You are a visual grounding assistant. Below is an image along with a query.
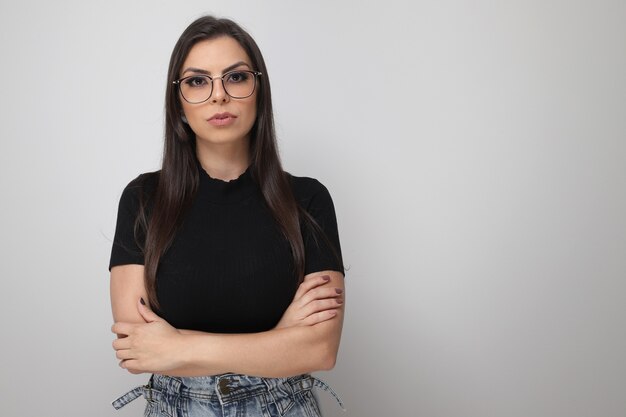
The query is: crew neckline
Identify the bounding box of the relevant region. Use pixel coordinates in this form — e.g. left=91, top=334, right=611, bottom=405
left=196, top=159, right=257, bottom=204
left=199, top=163, right=250, bottom=183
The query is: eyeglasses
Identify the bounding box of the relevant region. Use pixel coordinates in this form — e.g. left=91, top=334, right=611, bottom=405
left=173, top=70, right=262, bottom=103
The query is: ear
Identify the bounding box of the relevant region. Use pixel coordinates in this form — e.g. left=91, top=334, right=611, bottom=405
left=137, top=298, right=161, bottom=323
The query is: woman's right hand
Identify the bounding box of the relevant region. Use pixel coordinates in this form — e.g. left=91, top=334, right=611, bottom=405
left=274, top=274, right=344, bottom=329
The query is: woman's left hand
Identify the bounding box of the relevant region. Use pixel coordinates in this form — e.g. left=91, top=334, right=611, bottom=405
left=111, top=299, right=187, bottom=374
left=274, top=273, right=344, bottom=329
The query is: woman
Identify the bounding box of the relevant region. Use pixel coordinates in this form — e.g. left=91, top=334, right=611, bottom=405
left=109, top=15, right=345, bottom=417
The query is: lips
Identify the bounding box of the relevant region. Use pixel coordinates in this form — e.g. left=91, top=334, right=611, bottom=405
left=207, top=112, right=237, bottom=127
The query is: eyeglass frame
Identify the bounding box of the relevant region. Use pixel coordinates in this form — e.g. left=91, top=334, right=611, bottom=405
left=173, top=70, right=263, bottom=103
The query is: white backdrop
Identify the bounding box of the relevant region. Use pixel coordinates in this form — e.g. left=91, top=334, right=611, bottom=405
left=1, top=1, right=625, bottom=416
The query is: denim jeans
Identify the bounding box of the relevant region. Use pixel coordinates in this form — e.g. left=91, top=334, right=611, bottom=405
left=112, top=373, right=344, bottom=417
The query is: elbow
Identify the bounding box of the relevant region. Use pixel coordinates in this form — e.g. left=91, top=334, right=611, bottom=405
left=320, top=352, right=337, bottom=371
left=299, top=317, right=343, bottom=372
left=316, top=340, right=339, bottom=371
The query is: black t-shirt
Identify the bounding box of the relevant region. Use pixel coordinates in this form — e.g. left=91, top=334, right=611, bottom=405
left=109, top=162, right=343, bottom=333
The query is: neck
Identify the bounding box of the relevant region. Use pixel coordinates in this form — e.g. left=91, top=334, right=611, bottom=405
left=195, top=138, right=250, bottom=181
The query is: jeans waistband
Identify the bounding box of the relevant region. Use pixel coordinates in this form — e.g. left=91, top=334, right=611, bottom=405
left=111, top=373, right=345, bottom=411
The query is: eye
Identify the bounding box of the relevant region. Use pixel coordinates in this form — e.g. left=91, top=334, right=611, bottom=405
left=225, top=71, right=250, bottom=83
left=183, top=76, right=209, bottom=88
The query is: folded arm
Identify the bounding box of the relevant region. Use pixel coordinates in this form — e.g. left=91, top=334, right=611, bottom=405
left=110, top=265, right=345, bottom=378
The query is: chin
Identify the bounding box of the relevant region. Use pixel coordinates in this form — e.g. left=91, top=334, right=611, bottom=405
left=197, top=132, right=249, bottom=147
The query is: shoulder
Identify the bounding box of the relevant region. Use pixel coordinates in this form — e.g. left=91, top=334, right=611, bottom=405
left=118, top=171, right=160, bottom=207
left=121, top=171, right=160, bottom=196
left=287, top=172, right=328, bottom=199
left=286, top=172, right=335, bottom=211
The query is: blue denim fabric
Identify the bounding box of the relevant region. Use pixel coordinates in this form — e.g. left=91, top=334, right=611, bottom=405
left=112, top=373, right=344, bottom=417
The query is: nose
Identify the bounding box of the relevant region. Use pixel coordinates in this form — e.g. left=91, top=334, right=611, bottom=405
left=211, top=78, right=229, bottom=103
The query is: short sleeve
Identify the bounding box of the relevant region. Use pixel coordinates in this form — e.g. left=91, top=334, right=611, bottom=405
left=108, top=177, right=150, bottom=270
left=301, top=182, right=344, bottom=276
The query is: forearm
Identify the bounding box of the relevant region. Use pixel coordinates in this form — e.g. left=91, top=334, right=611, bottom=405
left=163, top=319, right=342, bottom=378
left=112, top=270, right=345, bottom=378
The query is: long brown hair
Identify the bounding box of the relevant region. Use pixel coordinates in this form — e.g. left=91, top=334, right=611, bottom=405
left=136, top=16, right=312, bottom=309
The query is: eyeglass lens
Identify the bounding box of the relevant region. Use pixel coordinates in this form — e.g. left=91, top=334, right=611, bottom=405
left=179, top=71, right=256, bottom=103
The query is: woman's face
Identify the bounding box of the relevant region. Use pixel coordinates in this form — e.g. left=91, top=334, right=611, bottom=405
left=179, top=36, right=257, bottom=150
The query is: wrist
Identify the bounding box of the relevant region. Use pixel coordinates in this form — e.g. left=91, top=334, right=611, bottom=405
left=175, top=331, right=195, bottom=369
left=177, top=332, right=218, bottom=372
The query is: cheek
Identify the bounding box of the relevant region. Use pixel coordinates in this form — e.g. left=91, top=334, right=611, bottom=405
left=181, top=102, right=205, bottom=128
left=180, top=107, right=207, bottom=138
left=180, top=101, right=194, bottom=120
left=243, top=99, right=258, bottom=127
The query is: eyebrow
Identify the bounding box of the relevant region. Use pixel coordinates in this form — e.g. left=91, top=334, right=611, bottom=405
left=182, top=61, right=251, bottom=76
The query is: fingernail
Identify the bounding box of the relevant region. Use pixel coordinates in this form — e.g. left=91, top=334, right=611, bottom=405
left=336, top=298, right=344, bottom=304
left=140, top=298, right=146, bottom=305
left=335, top=288, right=343, bottom=294
left=322, top=275, right=330, bottom=281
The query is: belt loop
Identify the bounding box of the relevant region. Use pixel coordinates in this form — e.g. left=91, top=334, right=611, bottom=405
left=261, top=377, right=295, bottom=415
left=144, top=374, right=154, bottom=401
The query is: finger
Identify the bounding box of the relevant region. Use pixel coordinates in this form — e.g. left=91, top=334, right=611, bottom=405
left=115, top=349, right=134, bottom=360
left=294, top=275, right=327, bottom=300
left=112, top=337, right=132, bottom=351
left=137, top=298, right=161, bottom=323
left=305, top=272, right=332, bottom=283
left=119, top=359, right=141, bottom=372
left=300, top=298, right=344, bottom=318
left=294, top=275, right=331, bottom=300
left=111, top=322, right=136, bottom=336
left=302, top=309, right=338, bottom=326
left=299, top=286, right=343, bottom=307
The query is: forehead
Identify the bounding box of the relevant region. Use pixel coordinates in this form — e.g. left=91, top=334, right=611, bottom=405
left=182, top=36, right=252, bottom=74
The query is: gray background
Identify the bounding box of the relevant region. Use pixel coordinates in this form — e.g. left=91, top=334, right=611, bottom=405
left=1, top=1, right=625, bottom=416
